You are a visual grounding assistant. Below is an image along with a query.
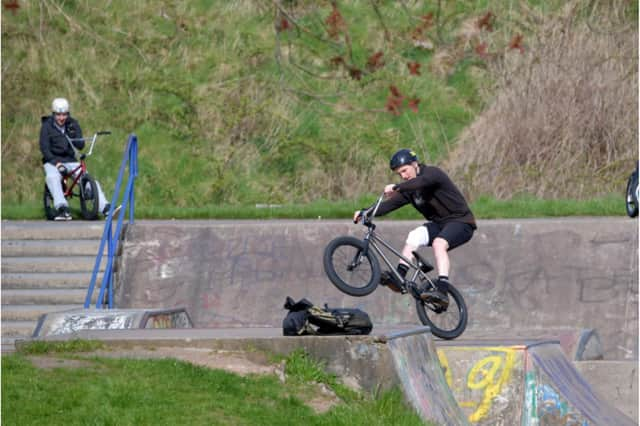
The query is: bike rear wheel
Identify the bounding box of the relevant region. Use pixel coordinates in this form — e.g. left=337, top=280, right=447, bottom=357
left=625, top=171, right=638, bottom=218
left=415, top=282, right=467, bottom=339
left=80, top=174, right=99, bottom=220
left=323, top=236, right=381, bottom=297
left=43, top=183, right=57, bottom=220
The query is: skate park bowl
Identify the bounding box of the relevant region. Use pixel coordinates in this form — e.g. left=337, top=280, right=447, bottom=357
left=24, top=218, right=638, bottom=424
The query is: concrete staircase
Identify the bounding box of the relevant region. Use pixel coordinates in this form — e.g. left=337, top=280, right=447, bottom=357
left=1, top=221, right=111, bottom=352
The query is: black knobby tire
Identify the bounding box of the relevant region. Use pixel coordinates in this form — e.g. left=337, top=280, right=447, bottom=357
left=625, top=171, right=638, bottom=218
left=415, top=283, right=467, bottom=340
left=323, top=236, right=381, bottom=297
left=43, top=183, right=57, bottom=220
left=80, top=174, right=99, bottom=220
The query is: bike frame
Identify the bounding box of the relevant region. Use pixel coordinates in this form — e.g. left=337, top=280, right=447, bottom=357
left=62, top=162, right=87, bottom=198
left=359, top=193, right=436, bottom=290
left=61, top=131, right=109, bottom=198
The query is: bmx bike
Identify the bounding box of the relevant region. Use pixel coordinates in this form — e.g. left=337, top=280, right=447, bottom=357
left=323, top=193, right=468, bottom=339
left=625, top=161, right=638, bottom=218
left=43, top=131, right=111, bottom=220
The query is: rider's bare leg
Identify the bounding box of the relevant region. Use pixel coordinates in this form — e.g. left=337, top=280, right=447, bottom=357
left=400, top=244, right=417, bottom=267
left=432, top=237, right=450, bottom=278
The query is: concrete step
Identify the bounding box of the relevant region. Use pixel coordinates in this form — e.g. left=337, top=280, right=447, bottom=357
left=2, top=239, right=109, bottom=257
left=2, top=337, right=18, bottom=353
left=1, top=320, right=38, bottom=338
left=1, top=221, right=110, bottom=240
left=1, top=256, right=107, bottom=273
left=1, top=289, right=95, bottom=305
left=1, top=272, right=104, bottom=289
left=1, top=304, right=83, bottom=321
left=575, top=361, right=638, bottom=421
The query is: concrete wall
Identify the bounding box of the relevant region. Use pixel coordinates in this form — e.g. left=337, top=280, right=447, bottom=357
left=116, top=218, right=638, bottom=360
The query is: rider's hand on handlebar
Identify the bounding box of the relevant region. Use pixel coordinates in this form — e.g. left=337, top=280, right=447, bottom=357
left=353, top=210, right=363, bottom=224
left=384, top=184, right=397, bottom=198
left=56, top=163, right=67, bottom=175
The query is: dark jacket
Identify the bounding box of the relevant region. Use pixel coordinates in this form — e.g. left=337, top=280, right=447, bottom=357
left=374, top=164, right=477, bottom=229
left=39, top=115, right=84, bottom=164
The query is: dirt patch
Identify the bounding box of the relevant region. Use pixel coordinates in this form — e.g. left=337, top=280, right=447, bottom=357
left=27, top=356, right=96, bottom=370
left=305, top=382, right=342, bottom=414
left=88, top=346, right=284, bottom=376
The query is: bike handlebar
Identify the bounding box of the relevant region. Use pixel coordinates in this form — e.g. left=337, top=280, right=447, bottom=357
left=355, top=192, right=386, bottom=225
left=67, top=131, right=111, bottom=157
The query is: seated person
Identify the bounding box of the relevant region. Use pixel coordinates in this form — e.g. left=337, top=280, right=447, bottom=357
left=39, top=97, right=113, bottom=220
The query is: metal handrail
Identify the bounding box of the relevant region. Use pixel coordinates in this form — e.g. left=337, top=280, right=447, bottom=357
left=84, top=134, right=138, bottom=309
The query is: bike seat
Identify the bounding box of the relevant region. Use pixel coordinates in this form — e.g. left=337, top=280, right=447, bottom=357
left=412, top=251, right=434, bottom=273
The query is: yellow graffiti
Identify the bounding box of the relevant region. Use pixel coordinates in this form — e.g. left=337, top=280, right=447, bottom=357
left=147, top=314, right=173, bottom=329
left=437, top=350, right=453, bottom=387
left=437, top=347, right=520, bottom=424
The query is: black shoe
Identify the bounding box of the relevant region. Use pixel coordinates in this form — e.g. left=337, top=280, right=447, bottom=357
left=420, top=288, right=448, bottom=306
left=54, top=206, right=72, bottom=221
left=103, top=204, right=121, bottom=219
left=379, top=270, right=404, bottom=293
left=420, top=281, right=449, bottom=308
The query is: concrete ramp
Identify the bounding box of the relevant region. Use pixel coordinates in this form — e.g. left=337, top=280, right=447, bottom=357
left=526, top=342, right=636, bottom=426
left=386, top=328, right=470, bottom=426
left=436, top=340, right=637, bottom=425
left=32, top=307, right=193, bottom=337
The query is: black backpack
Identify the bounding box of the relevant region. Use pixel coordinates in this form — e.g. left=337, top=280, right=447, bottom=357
left=282, top=297, right=372, bottom=336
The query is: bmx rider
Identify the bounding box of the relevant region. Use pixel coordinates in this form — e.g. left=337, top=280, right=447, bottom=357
left=354, top=149, right=476, bottom=306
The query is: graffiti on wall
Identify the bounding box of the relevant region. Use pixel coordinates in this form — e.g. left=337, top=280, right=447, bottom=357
left=437, top=346, right=521, bottom=423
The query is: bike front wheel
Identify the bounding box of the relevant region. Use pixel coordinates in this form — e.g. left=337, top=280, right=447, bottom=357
left=625, top=171, right=638, bottom=218
left=43, top=183, right=57, bottom=220
left=80, top=174, right=99, bottom=220
left=323, top=236, right=381, bottom=297
left=415, top=283, right=467, bottom=340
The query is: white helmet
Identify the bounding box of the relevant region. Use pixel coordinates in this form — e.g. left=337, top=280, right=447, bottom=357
left=51, top=98, right=70, bottom=114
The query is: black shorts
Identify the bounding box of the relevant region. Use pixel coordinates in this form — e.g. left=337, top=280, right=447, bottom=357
left=425, top=221, right=474, bottom=250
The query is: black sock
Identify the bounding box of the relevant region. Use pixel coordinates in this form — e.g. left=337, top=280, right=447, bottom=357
left=438, top=275, right=449, bottom=282
left=397, top=263, right=409, bottom=278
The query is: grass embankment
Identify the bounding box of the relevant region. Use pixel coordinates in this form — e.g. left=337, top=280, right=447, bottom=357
left=0, top=193, right=625, bottom=220
left=2, top=341, right=428, bottom=426
left=4, top=1, right=633, bottom=219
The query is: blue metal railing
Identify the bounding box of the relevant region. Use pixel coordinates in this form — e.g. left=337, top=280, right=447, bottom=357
left=84, top=134, right=138, bottom=309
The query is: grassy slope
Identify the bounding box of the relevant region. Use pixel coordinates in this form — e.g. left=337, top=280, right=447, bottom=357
left=3, top=344, right=429, bottom=426
left=0, top=0, right=631, bottom=218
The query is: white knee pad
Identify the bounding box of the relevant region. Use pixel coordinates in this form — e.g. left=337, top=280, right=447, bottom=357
left=406, top=226, right=430, bottom=248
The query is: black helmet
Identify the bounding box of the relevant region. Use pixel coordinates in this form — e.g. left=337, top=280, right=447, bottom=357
left=389, top=149, right=418, bottom=170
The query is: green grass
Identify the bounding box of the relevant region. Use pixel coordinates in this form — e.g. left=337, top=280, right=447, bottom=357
left=2, top=347, right=429, bottom=426
left=18, top=339, right=106, bottom=355
left=3, top=0, right=603, bottom=213
left=2, top=1, right=633, bottom=218
left=1, top=193, right=626, bottom=220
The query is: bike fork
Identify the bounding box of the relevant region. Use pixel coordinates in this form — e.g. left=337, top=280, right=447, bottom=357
left=347, top=240, right=370, bottom=271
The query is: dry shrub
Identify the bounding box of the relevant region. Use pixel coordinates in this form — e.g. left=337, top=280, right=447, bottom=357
left=445, top=1, right=638, bottom=200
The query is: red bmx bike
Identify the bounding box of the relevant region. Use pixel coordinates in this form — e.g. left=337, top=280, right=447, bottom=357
left=44, top=131, right=111, bottom=220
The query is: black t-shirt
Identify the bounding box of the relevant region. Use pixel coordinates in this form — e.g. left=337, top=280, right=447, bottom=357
left=374, top=164, right=476, bottom=228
